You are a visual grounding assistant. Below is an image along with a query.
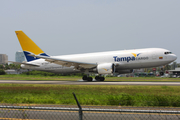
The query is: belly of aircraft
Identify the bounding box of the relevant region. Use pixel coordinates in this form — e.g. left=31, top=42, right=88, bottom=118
left=117, top=60, right=171, bottom=69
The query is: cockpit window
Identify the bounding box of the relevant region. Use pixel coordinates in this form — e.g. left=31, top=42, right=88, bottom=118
left=164, top=52, right=172, bottom=55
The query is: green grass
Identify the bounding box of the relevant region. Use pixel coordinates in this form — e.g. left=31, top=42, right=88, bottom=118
left=0, top=84, right=180, bottom=107
left=0, top=74, right=82, bottom=80
left=0, top=74, right=180, bottom=107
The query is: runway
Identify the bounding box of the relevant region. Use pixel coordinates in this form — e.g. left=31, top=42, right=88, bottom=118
left=0, top=80, right=180, bottom=85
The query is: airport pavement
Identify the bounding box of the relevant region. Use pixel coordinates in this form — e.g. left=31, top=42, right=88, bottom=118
left=0, top=80, right=180, bottom=85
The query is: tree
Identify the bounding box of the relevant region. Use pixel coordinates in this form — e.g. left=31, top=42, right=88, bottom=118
left=0, top=65, right=4, bottom=70
left=164, top=64, right=171, bottom=70
left=0, top=69, right=6, bottom=75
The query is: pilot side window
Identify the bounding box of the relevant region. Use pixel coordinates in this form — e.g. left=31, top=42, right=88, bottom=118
left=164, top=52, right=172, bottom=55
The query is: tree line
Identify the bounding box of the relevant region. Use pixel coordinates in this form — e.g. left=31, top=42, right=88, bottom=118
left=0, top=63, right=21, bottom=75
left=0, top=63, right=21, bottom=70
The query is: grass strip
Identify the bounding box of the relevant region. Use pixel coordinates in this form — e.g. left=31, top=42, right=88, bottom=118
left=0, top=84, right=180, bottom=107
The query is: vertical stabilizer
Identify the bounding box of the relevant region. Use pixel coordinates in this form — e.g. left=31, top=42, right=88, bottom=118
left=15, top=30, right=49, bottom=62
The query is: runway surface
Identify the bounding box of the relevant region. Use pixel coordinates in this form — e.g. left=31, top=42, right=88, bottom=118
left=0, top=80, right=180, bottom=85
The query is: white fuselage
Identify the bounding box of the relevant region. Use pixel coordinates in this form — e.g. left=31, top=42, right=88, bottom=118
left=21, top=48, right=177, bottom=74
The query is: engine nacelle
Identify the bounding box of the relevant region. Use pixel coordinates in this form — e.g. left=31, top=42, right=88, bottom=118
left=97, top=63, right=114, bottom=74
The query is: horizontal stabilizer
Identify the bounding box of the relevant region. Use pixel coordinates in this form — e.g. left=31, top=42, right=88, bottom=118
left=8, top=61, right=40, bottom=67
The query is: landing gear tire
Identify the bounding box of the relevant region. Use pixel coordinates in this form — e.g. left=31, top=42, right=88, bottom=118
left=100, top=77, right=105, bottom=81
left=87, top=77, right=93, bottom=81
left=95, top=76, right=105, bottom=81
left=82, top=75, right=88, bottom=80
left=95, top=76, right=100, bottom=80
left=82, top=76, right=93, bottom=81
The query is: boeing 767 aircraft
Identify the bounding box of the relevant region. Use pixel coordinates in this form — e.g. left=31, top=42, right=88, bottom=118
left=13, top=30, right=177, bottom=81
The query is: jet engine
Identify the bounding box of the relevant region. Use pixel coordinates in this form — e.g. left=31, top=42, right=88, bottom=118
left=97, top=63, right=115, bottom=74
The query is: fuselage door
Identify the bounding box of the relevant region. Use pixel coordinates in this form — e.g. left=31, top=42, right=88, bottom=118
left=152, top=54, right=157, bottom=59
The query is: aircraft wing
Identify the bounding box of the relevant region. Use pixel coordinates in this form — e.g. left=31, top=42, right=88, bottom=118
left=8, top=61, right=40, bottom=67
left=29, top=55, right=96, bottom=69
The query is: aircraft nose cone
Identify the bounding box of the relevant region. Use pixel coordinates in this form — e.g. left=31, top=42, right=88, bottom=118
left=172, top=54, right=177, bottom=61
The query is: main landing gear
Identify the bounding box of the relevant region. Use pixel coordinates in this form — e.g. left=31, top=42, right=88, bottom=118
left=82, top=75, right=93, bottom=81
left=82, top=75, right=105, bottom=81
left=95, top=76, right=105, bottom=81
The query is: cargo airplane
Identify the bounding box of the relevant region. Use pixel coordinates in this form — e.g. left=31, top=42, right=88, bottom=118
left=13, top=30, right=177, bottom=81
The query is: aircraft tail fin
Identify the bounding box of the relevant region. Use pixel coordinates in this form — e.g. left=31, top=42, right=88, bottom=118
left=15, top=30, right=49, bottom=62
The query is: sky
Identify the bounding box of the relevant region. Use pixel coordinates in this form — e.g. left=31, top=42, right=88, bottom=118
left=0, top=0, right=180, bottom=63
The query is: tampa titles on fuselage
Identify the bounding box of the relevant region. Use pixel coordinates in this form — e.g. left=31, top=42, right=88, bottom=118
left=113, top=53, right=149, bottom=62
